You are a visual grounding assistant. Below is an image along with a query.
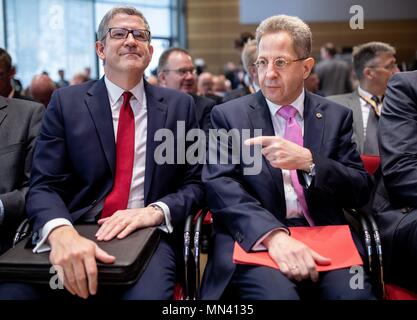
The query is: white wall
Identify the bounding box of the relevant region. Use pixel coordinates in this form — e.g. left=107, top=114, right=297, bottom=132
left=240, top=0, right=417, bottom=24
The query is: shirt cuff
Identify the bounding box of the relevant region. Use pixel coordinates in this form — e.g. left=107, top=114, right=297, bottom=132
left=151, top=201, right=173, bottom=234
left=0, top=199, right=4, bottom=226
left=33, top=218, right=73, bottom=253
left=252, top=227, right=290, bottom=251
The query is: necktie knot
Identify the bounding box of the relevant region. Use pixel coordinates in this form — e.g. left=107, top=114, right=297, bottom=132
left=371, top=95, right=380, bottom=106
left=122, top=91, right=133, bottom=107
left=277, top=105, right=298, bottom=121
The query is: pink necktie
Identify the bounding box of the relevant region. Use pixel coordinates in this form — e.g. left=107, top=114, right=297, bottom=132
left=277, top=105, right=314, bottom=226
left=101, top=91, right=135, bottom=219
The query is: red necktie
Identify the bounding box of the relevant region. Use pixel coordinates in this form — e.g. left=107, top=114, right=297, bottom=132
left=101, top=91, right=135, bottom=219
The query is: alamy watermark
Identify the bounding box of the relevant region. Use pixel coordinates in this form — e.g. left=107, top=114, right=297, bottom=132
left=349, top=265, right=365, bottom=290
left=49, top=265, right=64, bottom=290
left=153, top=121, right=263, bottom=175
left=350, top=5, right=364, bottom=30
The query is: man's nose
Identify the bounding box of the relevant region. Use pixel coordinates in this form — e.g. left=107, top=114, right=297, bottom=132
left=184, top=71, right=194, bottom=80
left=124, top=33, right=137, bottom=46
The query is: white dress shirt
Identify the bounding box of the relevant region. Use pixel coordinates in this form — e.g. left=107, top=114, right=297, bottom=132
left=357, top=86, right=382, bottom=138
left=34, top=77, right=172, bottom=253
left=253, top=90, right=312, bottom=250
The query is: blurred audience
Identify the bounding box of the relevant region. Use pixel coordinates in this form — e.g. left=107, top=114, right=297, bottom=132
left=198, top=72, right=222, bottom=104
left=224, top=39, right=259, bottom=102
left=315, top=42, right=352, bottom=96
left=234, top=31, right=255, bottom=52
left=29, top=74, right=56, bottom=107
left=304, top=69, right=324, bottom=96
left=70, top=72, right=89, bottom=85
left=408, top=50, right=417, bottom=71
left=223, top=61, right=241, bottom=90
left=212, top=75, right=229, bottom=98
left=56, top=69, right=69, bottom=88
left=84, top=67, right=93, bottom=81
left=328, top=42, right=399, bottom=155
left=146, top=75, right=158, bottom=86
left=157, top=47, right=215, bottom=135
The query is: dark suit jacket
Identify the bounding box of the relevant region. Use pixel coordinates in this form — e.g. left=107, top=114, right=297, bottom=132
left=372, top=71, right=417, bottom=281
left=328, top=91, right=365, bottom=153
left=201, top=90, right=371, bottom=299
left=378, top=71, right=417, bottom=209
left=12, top=91, right=35, bottom=102
left=27, top=78, right=205, bottom=236
left=222, top=85, right=251, bottom=103
left=0, top=96, right=44, bottom=253
left=190, top=94, right=215, bottom=135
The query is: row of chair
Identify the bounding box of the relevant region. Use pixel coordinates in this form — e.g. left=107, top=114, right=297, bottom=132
left=178, top=155, right=417, bottom=300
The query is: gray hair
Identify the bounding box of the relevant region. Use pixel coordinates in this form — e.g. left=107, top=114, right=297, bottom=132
left=241, top=39, right=257, bottom=73
left=352, top=42, right=396, bottom=80
left=97, top=6, right=151, bottom=42
left=256, top=15, right=312, bottom=58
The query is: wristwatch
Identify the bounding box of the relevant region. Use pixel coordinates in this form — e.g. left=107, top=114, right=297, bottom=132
left=307, top=162, right=316, bottom=176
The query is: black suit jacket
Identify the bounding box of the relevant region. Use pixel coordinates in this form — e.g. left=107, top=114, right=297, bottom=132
left=222, top=85, right=251, bottom=103
left=27, top=78, right=205, bottom=235
left=373, top=71, right=417, bottom=280
left=190, top=94, right=215, bottom=135
left=201, top=90, right=371, bottom=299
left=0, top=96, right=44, bottom=253
left=378, top=71, right=417, bottom=209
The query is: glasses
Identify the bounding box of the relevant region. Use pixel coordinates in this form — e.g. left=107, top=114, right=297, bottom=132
left=254, top=57, right=307, bottom=71
left=367, top=62, right=398, bottom=71
left=163, top=68, right=196, bottom=77
left=104, top=28, right=151, bottom=42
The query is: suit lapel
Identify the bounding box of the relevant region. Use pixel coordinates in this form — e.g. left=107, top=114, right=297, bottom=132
left=248, top=92, right=286, bottom=213
left=350, top=91, right=364, bottom=151
left=84, top=78, right=116, bottom=177
left=303, top=92, right=325, bottom=155
left=144, top=81, right=168, bottom=203
left=0, top=97, right=7, bottom=127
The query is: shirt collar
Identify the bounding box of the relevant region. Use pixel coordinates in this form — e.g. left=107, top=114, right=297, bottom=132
left=358, top=86, right=382, bottom=103
left=104, top=76, right=146, bottom=109
left=265, top=89, right=305, bottom=120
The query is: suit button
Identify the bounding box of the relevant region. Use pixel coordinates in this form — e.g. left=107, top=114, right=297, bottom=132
left=401, top=207, right=411, bottom=214
left=235, top=232, right=244, bottom=243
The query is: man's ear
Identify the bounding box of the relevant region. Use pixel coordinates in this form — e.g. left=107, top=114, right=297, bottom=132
left=157, top=72, right=166, bottom=86
left=303, top=57, right=315, bottom=80
left=248, top=65, right=258, bottom=81
left=95, top=41, right=105, bottom=61
left=363, top=67, right=373, bottom=80
left=148, top=43, right=154, bottom=60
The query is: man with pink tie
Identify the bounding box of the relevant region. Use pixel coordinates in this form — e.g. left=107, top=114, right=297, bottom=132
left=201, top=14, right=375, bottom=300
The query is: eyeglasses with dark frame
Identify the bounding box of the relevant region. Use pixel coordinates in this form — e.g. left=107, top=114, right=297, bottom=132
left=163, top=68, right=197, bottom=77
left=254, top=57, right=307, bottom=71
left=103, top=28, right=151, bottom=42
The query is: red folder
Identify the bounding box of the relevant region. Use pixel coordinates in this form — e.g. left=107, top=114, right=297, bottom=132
left=233, top=225, right=362, bottom=271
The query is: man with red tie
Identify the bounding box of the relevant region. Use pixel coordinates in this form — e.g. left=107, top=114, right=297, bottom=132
left=0, top=6, right=204, bottom=300
left=201, top=15, right=375, bottom=299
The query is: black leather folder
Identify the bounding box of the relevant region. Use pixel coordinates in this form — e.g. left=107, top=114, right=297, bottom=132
left=0, top=225, right=160, bottom=286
